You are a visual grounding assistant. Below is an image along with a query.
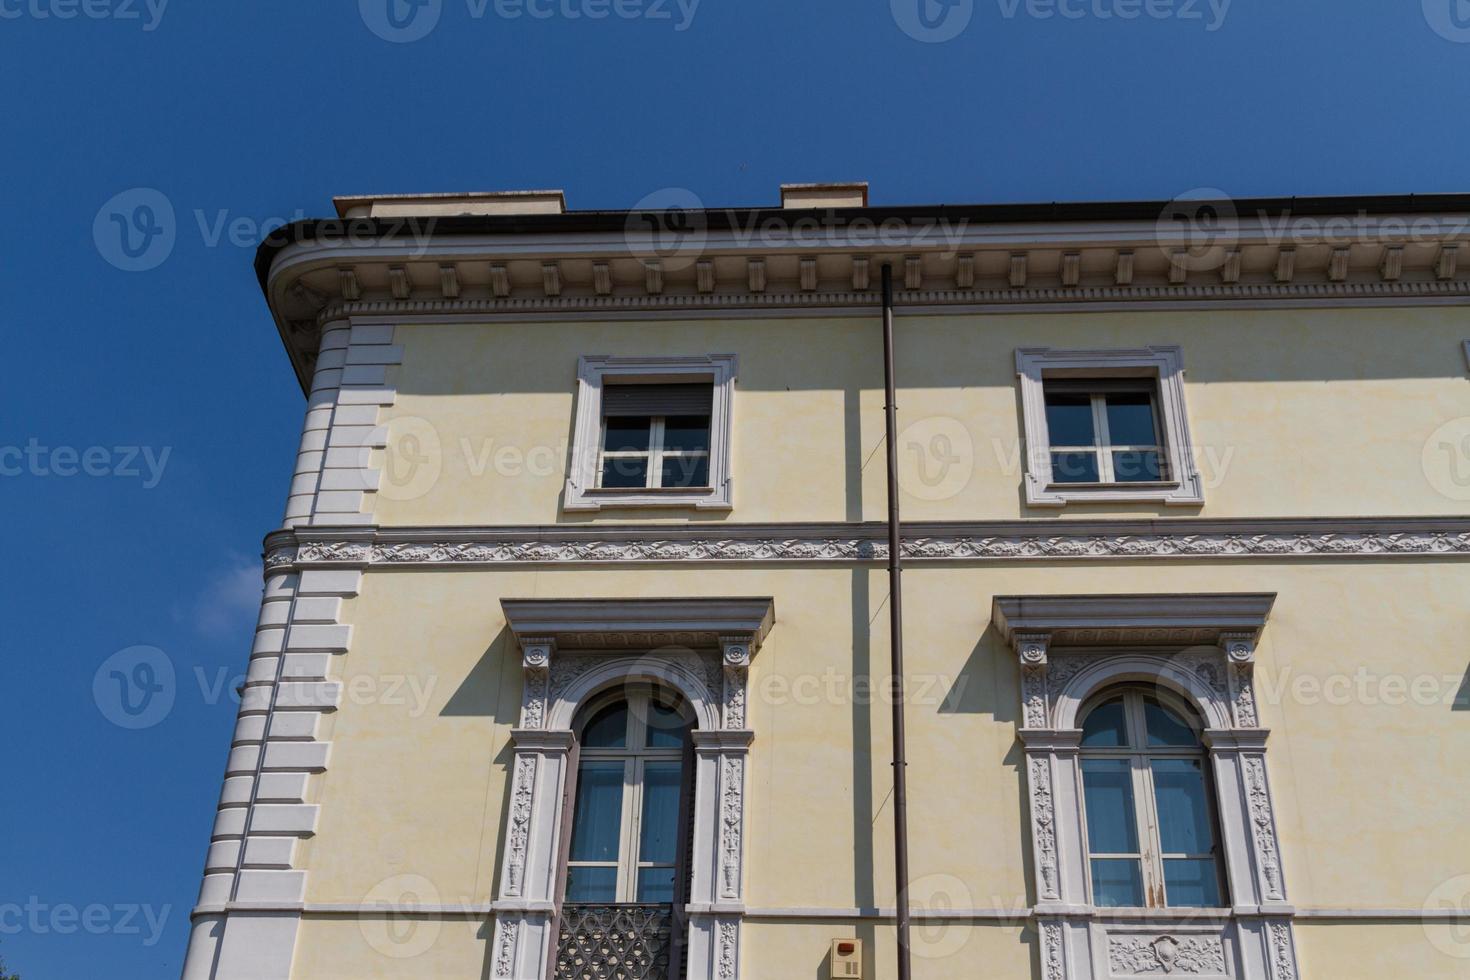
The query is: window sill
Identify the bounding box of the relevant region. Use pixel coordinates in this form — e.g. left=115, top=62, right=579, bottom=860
left=564, top=486, right=733, bottom=512
left=1025, top=475, right=1202, bottom=508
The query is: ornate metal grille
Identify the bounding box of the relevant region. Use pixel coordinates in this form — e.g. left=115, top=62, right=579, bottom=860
left=554, top=903, right=675, bottom=980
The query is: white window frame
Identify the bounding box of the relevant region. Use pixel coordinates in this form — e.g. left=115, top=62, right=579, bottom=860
left=1015, top=346, right=1204, bottom=507
left=567, top=690, right=690, bottom=904
left=565, top=354, right=737, bottom=511
left=1077, top=687, right=1228, bottom=911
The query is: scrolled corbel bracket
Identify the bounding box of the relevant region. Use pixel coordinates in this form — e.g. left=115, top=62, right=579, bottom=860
left=719, top=635, right=754, bottom=730
left=518, top=637, right=557, bottom=729
left=1014, top=632, right=1052, bottom=729
left=1219, top=630, right=1260, bottom=728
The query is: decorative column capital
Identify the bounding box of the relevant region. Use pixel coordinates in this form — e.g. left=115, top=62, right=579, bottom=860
left=1218, top=631, right=1261, bottom=728
left=518, top=638, right=556, bottom=730
left=1219, top=631, right=1257, bottom=666
left=719, top=635, right=753, bottom=668
left=520, top=637, right=556, bottom=672
left=1014, top=633, right=1052, bottom=730
left=1014, top=632, right=1051, bottom=668
left=719, top=635, right=753, bottom=731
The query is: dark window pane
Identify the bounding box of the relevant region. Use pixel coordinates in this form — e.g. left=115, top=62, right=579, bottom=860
left=1163, top=858, right=1222, bottom=908
left=581, top=703, right=628, bottom=748
left=1105, top=392, right=1159, bottom=446
left=1081, top=697, right=1129, bottom=748
left=1091, top=858, right=1145, bottom=908
left=638, top=763, right=683, bottom=865
left=1044, top=391, right=1096, bottom=446
left=603, top=417, right=652, bottom=453
left=636, top=867, right=677, bottom=904
left=660, top=455, right=709, bottom=489
left=644, top=701, right=690, bottom=748
left=1151, top=759, right=1215, bottom=855
left=1082, top=758, right=1139, bottom=854
left=569, top=764, right=624, bottom=861
left=1051, top=451, right=1100, bottom=484
left=601, top=456, right=649, bottom=489
left=1144, top=698, right=1199, bottom=747
left=662, top=415, right=711, bottom=453
left=1111, top=451, right=1164, bottom=482
left=565, top=866, right=618, bottom=903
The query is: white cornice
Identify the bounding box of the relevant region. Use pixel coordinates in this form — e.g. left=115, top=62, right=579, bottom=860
left=263, top=214, right=1470, bottom=392
left=261, top=517, right=1470, bottom=569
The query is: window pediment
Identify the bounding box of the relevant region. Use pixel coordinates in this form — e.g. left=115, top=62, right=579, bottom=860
left=501, top=597, right=774, bottom=654
left=992, top=593, right=1275, bottom=650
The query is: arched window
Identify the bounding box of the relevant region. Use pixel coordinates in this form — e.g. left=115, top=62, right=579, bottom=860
left=1078, top=686, right=1227, bottom=909
left=564, top=687, right=694, bottom=905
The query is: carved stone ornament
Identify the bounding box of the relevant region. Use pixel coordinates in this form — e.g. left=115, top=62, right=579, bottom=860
left=504, top=755, right=537, bottom=898
left=1029, top=756, right=1060, bottom=901
left=1108, top=934, right=1228, bottom=976
left=266, top=517, right=1470, bottom=571
left=519, top=638, right=555, bottom=730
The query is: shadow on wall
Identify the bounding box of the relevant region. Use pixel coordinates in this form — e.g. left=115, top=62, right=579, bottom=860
left=437, top=622, right=522, bottom=978
left=849, top=568, right=879, bottom=977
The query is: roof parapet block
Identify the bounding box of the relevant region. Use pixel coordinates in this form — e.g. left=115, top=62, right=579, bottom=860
left=780, top=182, right=869, bottom=210
left=333, top=189, right=567, bottom=219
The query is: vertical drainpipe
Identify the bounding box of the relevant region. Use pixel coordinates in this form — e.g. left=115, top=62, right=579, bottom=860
left=881, top=264, right=914, bottom=980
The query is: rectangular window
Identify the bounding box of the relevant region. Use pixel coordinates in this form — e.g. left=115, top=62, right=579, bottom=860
left=598, top=384, right=713, bottom=491
left=1044, top=381, right=1168, bottom=486
left=1014, top=347, right=1204, bottom=506
left=566, top=355, right=737, bottom=510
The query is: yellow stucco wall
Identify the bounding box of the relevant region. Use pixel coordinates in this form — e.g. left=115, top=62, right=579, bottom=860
left=289, top=560, right=1470, bottom=977
left=369, top=308, right=1470, bottom=526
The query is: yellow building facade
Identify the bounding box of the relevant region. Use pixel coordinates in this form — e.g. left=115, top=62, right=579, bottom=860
left=181, top=185, right=1470, bottom=979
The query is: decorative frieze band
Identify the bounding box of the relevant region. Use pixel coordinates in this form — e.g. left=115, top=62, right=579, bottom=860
left=263, top=517, right=1470, bottom=570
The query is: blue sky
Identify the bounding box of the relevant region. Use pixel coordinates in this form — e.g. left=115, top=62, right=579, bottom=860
left=2, top=1, right=1468, bottom=976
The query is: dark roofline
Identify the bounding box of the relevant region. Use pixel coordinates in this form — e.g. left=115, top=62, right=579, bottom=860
left=253, top=192, right=1470, bottom=292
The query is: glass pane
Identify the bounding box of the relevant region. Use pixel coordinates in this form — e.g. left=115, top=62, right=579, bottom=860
left=1104, top=391, right=1159, bottom=446
left=638, top=763, right=683, bottom=865
left=569, top=764, right=624, bottom=862
left=565, top=866, right=618, bottom=903
left=659, top=455, right=709, bottom=489
left=601, top=455, right=649, bottom=489
left=1151, top=759, right=1215, bottom=854
left=636, top=867, right=677, bottom=904
left=1163, top=858, right=1222, bottom=908
left=1091, top=858, right=1145, bottom=908
left=603, top=417, right=652, bottom=453
left=1044, top=391, right=1096, bottom=446
left=1111, top=450, right=1164, bottom=482
left=1144, top=698, right=1199, bottom=747
left=1082, top=759, right=1139, bottom=854
left=1081, top=697, right=1130, bottom=748
left=1050, top=451, right=1100, bottom=484
left=644, top=700, right=690, bottom=748
left=581, top=703, right=628, bottom=748
left=662, top=415, right=711, bottom=452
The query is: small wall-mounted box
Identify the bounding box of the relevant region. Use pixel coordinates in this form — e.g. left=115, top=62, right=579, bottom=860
left=830, top=938, right=862, bottom=978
